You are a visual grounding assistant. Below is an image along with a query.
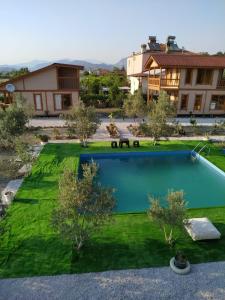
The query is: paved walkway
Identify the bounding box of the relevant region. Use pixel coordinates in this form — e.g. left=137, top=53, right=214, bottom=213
left=28, top=117, right=225, bottom=128
left=0, top=261, right=225, bottom=300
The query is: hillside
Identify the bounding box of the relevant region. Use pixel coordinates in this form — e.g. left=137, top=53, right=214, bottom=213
left=0, top=58, right=127, bottom=73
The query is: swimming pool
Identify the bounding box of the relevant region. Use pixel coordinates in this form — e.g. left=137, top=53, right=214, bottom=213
left=80, top=151, right=225, bottom=213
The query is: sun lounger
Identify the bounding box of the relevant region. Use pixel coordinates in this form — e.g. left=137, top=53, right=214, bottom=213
left=183, top=217, right=221, bottom=241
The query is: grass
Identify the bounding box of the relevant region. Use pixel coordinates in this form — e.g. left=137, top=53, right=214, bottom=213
left=0, top=140, right=225, bottom=278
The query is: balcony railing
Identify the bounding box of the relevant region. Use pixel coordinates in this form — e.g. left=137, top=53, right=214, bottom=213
left=149, top=77, right=160, bottom=86
left=148, top=77, right=180, bottom=88
left=217, top=79, right=225, bottom=89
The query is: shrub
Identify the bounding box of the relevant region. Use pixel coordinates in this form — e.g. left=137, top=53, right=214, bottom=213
left=0, top=104, right=28, bottom=149
left=37, top=134, right=49, bottom=142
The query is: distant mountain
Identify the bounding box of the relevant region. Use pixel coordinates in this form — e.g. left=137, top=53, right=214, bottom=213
left=0, top=58, right=127, bottom=73
left=114, top=57, right=127, bottom=69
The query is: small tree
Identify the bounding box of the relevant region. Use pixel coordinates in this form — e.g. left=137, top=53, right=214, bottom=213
left=148, top=91, right=175, bottom=144
left=148, top=190, right=187, bottom=247
left=0, top=103, right=28, bottom=149
left=64, top=103, right=101, bottom=147
left=108, top=83, right=122, bottom=107
left=15, top=93, right=34, bottom=120
left=52, top=162, right=115, bottom=252
left=190, top=118, right=198, bottom=135
left=123, top=89, right=147, bottom=120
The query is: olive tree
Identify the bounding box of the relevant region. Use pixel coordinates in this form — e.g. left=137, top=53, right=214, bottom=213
left=52, top=161, right=115, bottom=252
left=148, top=190, right=187, bottom=247
left=123, top=89, right=147, bottom=120
left=0, top=104, right=28, bottom=149
left=64, top=103, right=101, bottom=147
left=148, top=91, right=175, bottom=144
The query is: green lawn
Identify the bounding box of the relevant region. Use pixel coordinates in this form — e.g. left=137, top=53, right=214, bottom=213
left=0, top=141, right=225, bottom=278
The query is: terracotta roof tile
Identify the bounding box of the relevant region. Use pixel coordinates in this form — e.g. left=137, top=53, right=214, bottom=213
left=145, top=54, right=225, bottom=69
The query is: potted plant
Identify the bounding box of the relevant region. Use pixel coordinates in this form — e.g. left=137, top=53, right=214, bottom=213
left=148, top=190, right=191, bottom=274
left=170, top=251, right=191, bottom=274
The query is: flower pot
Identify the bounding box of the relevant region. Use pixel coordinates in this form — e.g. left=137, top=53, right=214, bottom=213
left=170, top=257, right=191, bottom=275
left=174, top=255, right=187, bottom=269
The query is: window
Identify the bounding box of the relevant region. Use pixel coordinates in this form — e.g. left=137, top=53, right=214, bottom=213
left=34, top=94, right=43, bottom=111
left=210, top=95, right=225, bottom=110
left=185, top=69, right=193, bottom=84
left=54, top=94, right=72, bottom=111
left=180, top=94, right=188, bottom=110
left=196, top=69, right=213, bottom=85
left=194, top=95, right=202, bottom=111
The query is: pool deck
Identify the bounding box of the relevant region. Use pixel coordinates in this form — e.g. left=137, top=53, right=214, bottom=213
left=0, top=261, right=225, bottom=300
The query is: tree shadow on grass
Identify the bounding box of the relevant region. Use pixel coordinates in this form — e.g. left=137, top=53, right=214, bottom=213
left=70, top=238, right=170, bottom=274
left=13, top=198, right=39, bottom=204
left=0, top=235, right=71, bottom=278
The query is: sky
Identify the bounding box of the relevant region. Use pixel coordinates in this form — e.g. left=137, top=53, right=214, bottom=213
left=0, top=0, right=225, bottom=65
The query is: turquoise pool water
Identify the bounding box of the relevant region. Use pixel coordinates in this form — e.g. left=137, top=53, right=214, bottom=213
left=80, top=151, right=225, bottom=212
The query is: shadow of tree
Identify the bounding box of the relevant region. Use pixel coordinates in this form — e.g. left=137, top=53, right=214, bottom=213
left=70, top=238, right=171, bottom=274
left=0, top=235, right=71, bottom=278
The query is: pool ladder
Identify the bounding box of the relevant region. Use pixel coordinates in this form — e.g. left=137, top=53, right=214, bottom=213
left=191, top=142, right=210, bottom=161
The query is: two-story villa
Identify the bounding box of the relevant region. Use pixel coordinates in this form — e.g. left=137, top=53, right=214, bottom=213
left=144, top=54, right=225, bottom=116
left=0, top=63, right=84, bottom=116
left=127, top=36, right=193, bottom=95
left=127, top=36, right=165, bottom=95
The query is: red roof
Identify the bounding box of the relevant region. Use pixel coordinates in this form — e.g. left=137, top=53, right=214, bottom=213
left=130, top=72, right=148, bottom=77
left=145, top=54, right=225, bottom=70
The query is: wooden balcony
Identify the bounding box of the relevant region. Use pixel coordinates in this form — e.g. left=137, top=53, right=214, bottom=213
left=148, top=77, right=180, bottom=90
left=58, top=78, right=79, bottom=90
left=57, top=67, right=79, bottom=90
left=217, top=79, right=225, bottom=89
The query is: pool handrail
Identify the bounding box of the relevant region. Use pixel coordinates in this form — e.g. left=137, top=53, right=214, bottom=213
left=191, top=142, right=204, bottom=154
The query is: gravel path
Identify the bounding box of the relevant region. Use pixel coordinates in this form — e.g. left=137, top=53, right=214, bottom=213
left=0, top=262, right=225, bottom=300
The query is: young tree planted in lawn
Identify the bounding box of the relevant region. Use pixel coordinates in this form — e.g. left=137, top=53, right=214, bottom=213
left=52, top=161, right=115, bottom=252
left=148, top=190, right=187, bottom=247
left=148, top=91, right=175, bottom=144
left=64, top=103, right=101, bottom=147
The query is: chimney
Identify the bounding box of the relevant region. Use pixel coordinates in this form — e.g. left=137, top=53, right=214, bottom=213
left=141, top=44, right=147, bottom=53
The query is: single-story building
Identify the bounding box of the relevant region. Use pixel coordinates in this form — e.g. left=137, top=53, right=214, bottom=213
left=0, top=63, right=84, bottom=116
